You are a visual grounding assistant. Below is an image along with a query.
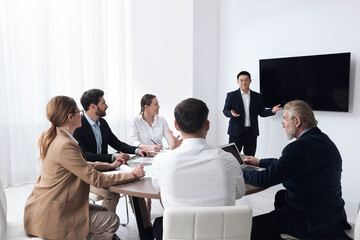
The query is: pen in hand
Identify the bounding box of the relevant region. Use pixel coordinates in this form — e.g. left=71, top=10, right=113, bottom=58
left=151, top=139, right=163, bottom=151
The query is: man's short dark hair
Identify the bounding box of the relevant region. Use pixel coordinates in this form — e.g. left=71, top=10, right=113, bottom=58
left=80, top=89, right=104, bottom=111
left=174, top=98, right=209, bottom=134
left=237, top=71, right=251, bottom=80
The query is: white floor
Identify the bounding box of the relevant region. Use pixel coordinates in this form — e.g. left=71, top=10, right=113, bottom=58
left=4, top=184, right=358, bottom=240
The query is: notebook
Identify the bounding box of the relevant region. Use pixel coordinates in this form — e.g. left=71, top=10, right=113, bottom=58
left=219, top=143, right=264, bottom=171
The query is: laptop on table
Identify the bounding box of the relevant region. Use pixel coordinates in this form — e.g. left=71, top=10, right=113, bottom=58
left=219, top=143, right=264, bottom=171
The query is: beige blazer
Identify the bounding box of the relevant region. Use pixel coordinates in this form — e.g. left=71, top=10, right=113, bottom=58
left=24, top=128, right=135, bottom=240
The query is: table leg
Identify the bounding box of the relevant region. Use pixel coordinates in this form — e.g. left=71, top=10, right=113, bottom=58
left=131, top=196, right=154, bottom=240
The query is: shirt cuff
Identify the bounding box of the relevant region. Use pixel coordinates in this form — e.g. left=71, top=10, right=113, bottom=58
left=135, top=148, right=139, bottom=155
left=111, top=154, right=115, bottom=162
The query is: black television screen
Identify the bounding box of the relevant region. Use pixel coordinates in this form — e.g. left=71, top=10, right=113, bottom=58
left=259, top=52, right=350, bottom=112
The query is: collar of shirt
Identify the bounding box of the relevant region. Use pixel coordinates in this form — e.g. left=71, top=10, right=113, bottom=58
left=60, top=127, right=78, bottom=144
left=84, top=112, right=100, bottom=127
left=240, top=88, right=251, bottom=96
left=140, top=114, right=159, bottom=127
left=298, top=128, right=311, bottom=139
left=180, top=138, right=207, bottom=147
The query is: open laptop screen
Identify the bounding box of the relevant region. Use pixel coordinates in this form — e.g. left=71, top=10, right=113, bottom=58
left=220, top=143, right=244, bottom=165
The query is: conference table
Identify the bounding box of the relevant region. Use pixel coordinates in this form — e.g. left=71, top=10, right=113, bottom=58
left=106, top=160, right=263, bottom=240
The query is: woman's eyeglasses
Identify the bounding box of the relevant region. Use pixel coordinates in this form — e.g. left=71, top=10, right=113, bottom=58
left=73, top=110, right=84, bottom=116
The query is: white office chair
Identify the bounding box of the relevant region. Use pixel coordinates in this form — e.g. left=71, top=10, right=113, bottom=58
left=0, top=178, right=43, bottom=240
left=0, top=178, right=7, bottom=240
left=281, top=204, right=360, bottom=240
left=89, top=192, right=130, bottom=226
left=163, top=205, right=252, bottom=240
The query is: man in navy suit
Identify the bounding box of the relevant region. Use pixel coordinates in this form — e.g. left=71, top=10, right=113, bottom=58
left=243, top=100, right=351, bottom=240
left=223, top=71, right=281, bottom=156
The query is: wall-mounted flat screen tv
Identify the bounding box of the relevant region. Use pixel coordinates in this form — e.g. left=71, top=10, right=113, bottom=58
left=259, top=52, right=350, bottom=112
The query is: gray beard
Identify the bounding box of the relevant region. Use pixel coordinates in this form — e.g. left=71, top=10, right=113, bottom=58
left=285, top=125, right=296, bottom=140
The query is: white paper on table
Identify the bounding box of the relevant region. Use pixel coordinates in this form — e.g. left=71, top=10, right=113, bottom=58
left=143, top=165, right=152, bottom=178
left=102, top=164, right=152, bottom=179
left=131, top=157, right=153, bottom=164
left=102, top=165, right=132, bottom=175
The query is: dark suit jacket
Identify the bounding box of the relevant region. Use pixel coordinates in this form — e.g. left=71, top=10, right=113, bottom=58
left=223, top=89, right=274, bottom=136
left=73, top=116, right=137, bottom=163
left=243, top=127, right=350, bottom=238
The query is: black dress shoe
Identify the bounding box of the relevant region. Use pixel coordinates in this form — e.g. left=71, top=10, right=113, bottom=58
left=112, top=233, right=121, bottom=240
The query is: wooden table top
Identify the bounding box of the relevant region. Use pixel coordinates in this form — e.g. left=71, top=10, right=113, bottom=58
left=107, top=160, right=264, bottom=199
left=107, top=177, right=263, bottom=199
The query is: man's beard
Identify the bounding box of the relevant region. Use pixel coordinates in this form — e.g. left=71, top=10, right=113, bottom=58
left=96, top=108, right=106, bottom=117
left=285, top=124, right=296, bottom=140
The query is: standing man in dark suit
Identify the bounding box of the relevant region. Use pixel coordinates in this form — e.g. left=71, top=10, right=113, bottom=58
left=73, top=89, right=152, bottom=234
left=223, top=71, right=282, bottom=156
left=243, top=100, right=351, bottom=240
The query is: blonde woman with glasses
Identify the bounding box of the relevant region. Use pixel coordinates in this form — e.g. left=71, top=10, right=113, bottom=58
left=24, top=96, right=144, bottom=240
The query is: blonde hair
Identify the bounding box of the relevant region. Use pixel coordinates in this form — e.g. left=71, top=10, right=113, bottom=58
left=38, top=96, right=77, bottom=160
left=284, top=100, right=318, bottom=129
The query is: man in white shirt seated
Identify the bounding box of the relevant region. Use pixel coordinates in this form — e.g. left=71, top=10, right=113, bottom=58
left=152, top=98, right=246, bottom=240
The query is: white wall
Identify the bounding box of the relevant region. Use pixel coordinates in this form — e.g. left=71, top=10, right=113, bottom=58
left=217, top=0, right=360, bottom=204
left=128, top=0, right=220, bottom=146
left=193, top=0, right=219, bottom=146
left=127, top=0, right=194, bottom=143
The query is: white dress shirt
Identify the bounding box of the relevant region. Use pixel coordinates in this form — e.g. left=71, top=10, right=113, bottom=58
left=129, top=115, right=170, bottom=147
left=241, top=89, right=251, bottom=127
left=152, top=138, right=246, bottom=209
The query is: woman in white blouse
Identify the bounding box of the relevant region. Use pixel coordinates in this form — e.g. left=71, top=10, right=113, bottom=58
left=130, top=94, right=170, bottom=152
left=130, top=94, right=171, bottom=218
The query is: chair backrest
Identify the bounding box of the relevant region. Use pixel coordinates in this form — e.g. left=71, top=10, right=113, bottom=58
left=0, top=177, right=8, bottom=240
left=163, top=205, right=252, bottom=240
